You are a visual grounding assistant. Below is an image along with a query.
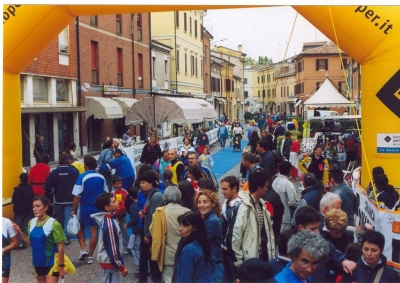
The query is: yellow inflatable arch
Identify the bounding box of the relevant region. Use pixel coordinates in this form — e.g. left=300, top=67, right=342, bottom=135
left=3, top=5, right=400, bottom=219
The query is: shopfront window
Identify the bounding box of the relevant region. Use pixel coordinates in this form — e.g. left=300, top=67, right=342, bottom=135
left=34, top=113, right=54, bottom=161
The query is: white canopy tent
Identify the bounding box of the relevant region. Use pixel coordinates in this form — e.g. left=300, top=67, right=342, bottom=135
left=125, top=96, right=217, bottom=128
left=304, top=77, right=355, bottom=108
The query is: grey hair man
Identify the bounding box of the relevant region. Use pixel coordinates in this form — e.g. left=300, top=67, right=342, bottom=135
left=274, top=230, right=329, bottom=282
left=150, top=186, right=190, bottom=283
left=319, top=192, right=342, bottom=232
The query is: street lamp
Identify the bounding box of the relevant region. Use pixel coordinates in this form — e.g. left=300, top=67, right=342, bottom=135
left=211, top=38, right=227, bottom=46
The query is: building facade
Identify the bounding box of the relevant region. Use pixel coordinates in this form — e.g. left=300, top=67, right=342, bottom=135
left=151, top=10, right=206, bottom=97
left=255, top=64, right=275, bottom=114
left=21, top=23, right=83, bottom=167
left=211, top=45, right=246, bottom=121
left=274, top=59, right=296, bottom=116
left=294, top=41, right=350, bottom=117
left=78, top=13, right=151, bottom=151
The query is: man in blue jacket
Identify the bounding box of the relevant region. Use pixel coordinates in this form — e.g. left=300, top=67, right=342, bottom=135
left=98, top=148, right=136, bottom=191
left=44, top=153, right=79, bottom=245
left=217, top=123, right=229, bottom=149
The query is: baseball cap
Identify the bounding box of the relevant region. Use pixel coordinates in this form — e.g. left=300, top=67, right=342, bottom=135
left=303, top=173, right=316, bottom=181
left=113, top=148, right=123, bottom=155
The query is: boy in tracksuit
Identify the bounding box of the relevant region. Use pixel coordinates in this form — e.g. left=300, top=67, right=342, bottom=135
left=111, top=175, right=129, bottom=253
left=91, top=193, right=128, bottom=283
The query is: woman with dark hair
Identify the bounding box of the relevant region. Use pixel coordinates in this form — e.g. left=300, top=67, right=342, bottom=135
left=375, top=174, right=399, bottom=210
left=138, top=170, right=164, bottom=283
left=188, top=165, right=204, bottom=193
left=196, top=127, right=209, bottom=155
left=178, top=180, right=195, bottom=211
left=194, top=190, right=223, bottom=283
left=172, top=211, right=211, bottom=283
left=179, top=137, right=195, bottom=166
left=12, top=196, right=68, bottom=283
left=342, top=231, right=399, bottom=282
left=248, top=131, right=260, bottom=154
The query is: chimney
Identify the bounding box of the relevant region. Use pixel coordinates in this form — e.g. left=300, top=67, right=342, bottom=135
left=238, top=45, right=242, bottom=53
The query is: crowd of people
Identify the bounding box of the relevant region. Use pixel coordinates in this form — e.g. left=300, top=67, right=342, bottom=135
left=3, top=120, right=400, bottom=283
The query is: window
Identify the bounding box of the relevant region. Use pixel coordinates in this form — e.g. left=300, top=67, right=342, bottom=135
left=117, top=48, right=123, bottom=86
left=244, top=78, right=248, bottom=84
left=287, top=86, right=289, bottom=97
left=56, top=79, right=68, bottom=102
left=152, top=56, right=156, bottom=78
left=90, top=15, right=98, bottom=26
left=195, top=57, right=198, bottom=76
left=258, top=76, right=260, bottom=83
left=185, top=53, right=188, bottom=74
left=176, top=50, right=180, bottom=72
left=281, top=87, right=283, bottom=97
left=217, top=78, right=220, bottom=92
left=58, top=28, right=68, bottom=54
left=175, top=11, right=179, bottom=28
left=137, top=13, right=142, bottom=41
left=33, top=76, right=48, bottom=102
left=165, top=60, right=168, bottom=80
left=190, top=55, right=194, bottom=75
left=201, top=59, right=203, bottom=78
left=244, top=91, right=248, bottom=98
left=301, top=82, right=304, bottom=93
left=316, top=59, right=328, bottom=70
left=184, top=13, right=187, bottom=32
left=267, top=74, right=270, bottom=82
left=262, top=89, right=265, bottom=98
left=258, top=90, right=260, bottom=98
left=232, top=80, right=234, bottom=91
left=267, top=89, right=271, bottom=98
left=116, top=14, right=122, bottom=34
left=297, top=61, right=303, bottom=73
left=341, top=58, right=348, bottom=69
left=338, top=81, right=347, bottom=93
left=189, top=17, right=192, bottom=34
left=194, top=19, right=197, bottom=37
left=200, top=24, right=203, bottom=39
left=91, top=41, right=99, bottom=85
left=225, top=79, right=231, bottom=92
left=138, top=53, right=143, bottom=88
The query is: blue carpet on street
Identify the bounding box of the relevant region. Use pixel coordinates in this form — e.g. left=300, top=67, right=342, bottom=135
left=211, top=139, right=246, bottom=180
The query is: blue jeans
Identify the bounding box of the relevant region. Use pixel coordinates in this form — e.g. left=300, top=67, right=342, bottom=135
left=219, top=136, right=227, bottom=148
left=116, top=215, right=129, bottom=249
left=54, top=203, right=72, bottom=240
left=14, top=213, right=32, bottom=244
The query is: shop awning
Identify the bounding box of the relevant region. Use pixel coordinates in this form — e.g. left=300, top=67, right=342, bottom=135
left=125, top=96, right=217, bottom=128
left=216, top=97, right=227, bottom=104
left=85, top=96, right=123, bottom=120
left=112, top=97, right=138, bottom=117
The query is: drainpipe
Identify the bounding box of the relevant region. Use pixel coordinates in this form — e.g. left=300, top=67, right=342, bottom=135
left=149, top=13, right=154, bottom=129
left=131, top=13, right=136, bottom=98
left=76, top=17, right=83, bottom=156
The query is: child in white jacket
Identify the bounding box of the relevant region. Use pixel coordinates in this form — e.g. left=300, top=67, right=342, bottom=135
left=199, top=147, right=214, bottom=169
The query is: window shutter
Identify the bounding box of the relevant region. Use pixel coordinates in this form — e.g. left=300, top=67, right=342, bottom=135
left=325, top=59, right=328, bottom=70
left=316, top=59, right=319, bottom=71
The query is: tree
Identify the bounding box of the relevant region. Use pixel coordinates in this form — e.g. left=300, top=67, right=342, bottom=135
left=244, top=56, right=256, bottom=66
left=257, top=56, right=273, bottom=65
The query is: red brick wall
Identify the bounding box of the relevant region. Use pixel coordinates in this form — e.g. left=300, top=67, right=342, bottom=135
left=23, top=21, right=77, bottom=78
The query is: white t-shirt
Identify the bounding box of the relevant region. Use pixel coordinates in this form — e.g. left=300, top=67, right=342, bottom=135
left=233, top=127, right=243, bottom=135
left=2, top=217, right=17, bottom=240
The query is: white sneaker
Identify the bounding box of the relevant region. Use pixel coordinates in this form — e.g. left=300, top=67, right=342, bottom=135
left=78, top=250, right=88, bottom=261
left=86, top=256, right=94, bottom=264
